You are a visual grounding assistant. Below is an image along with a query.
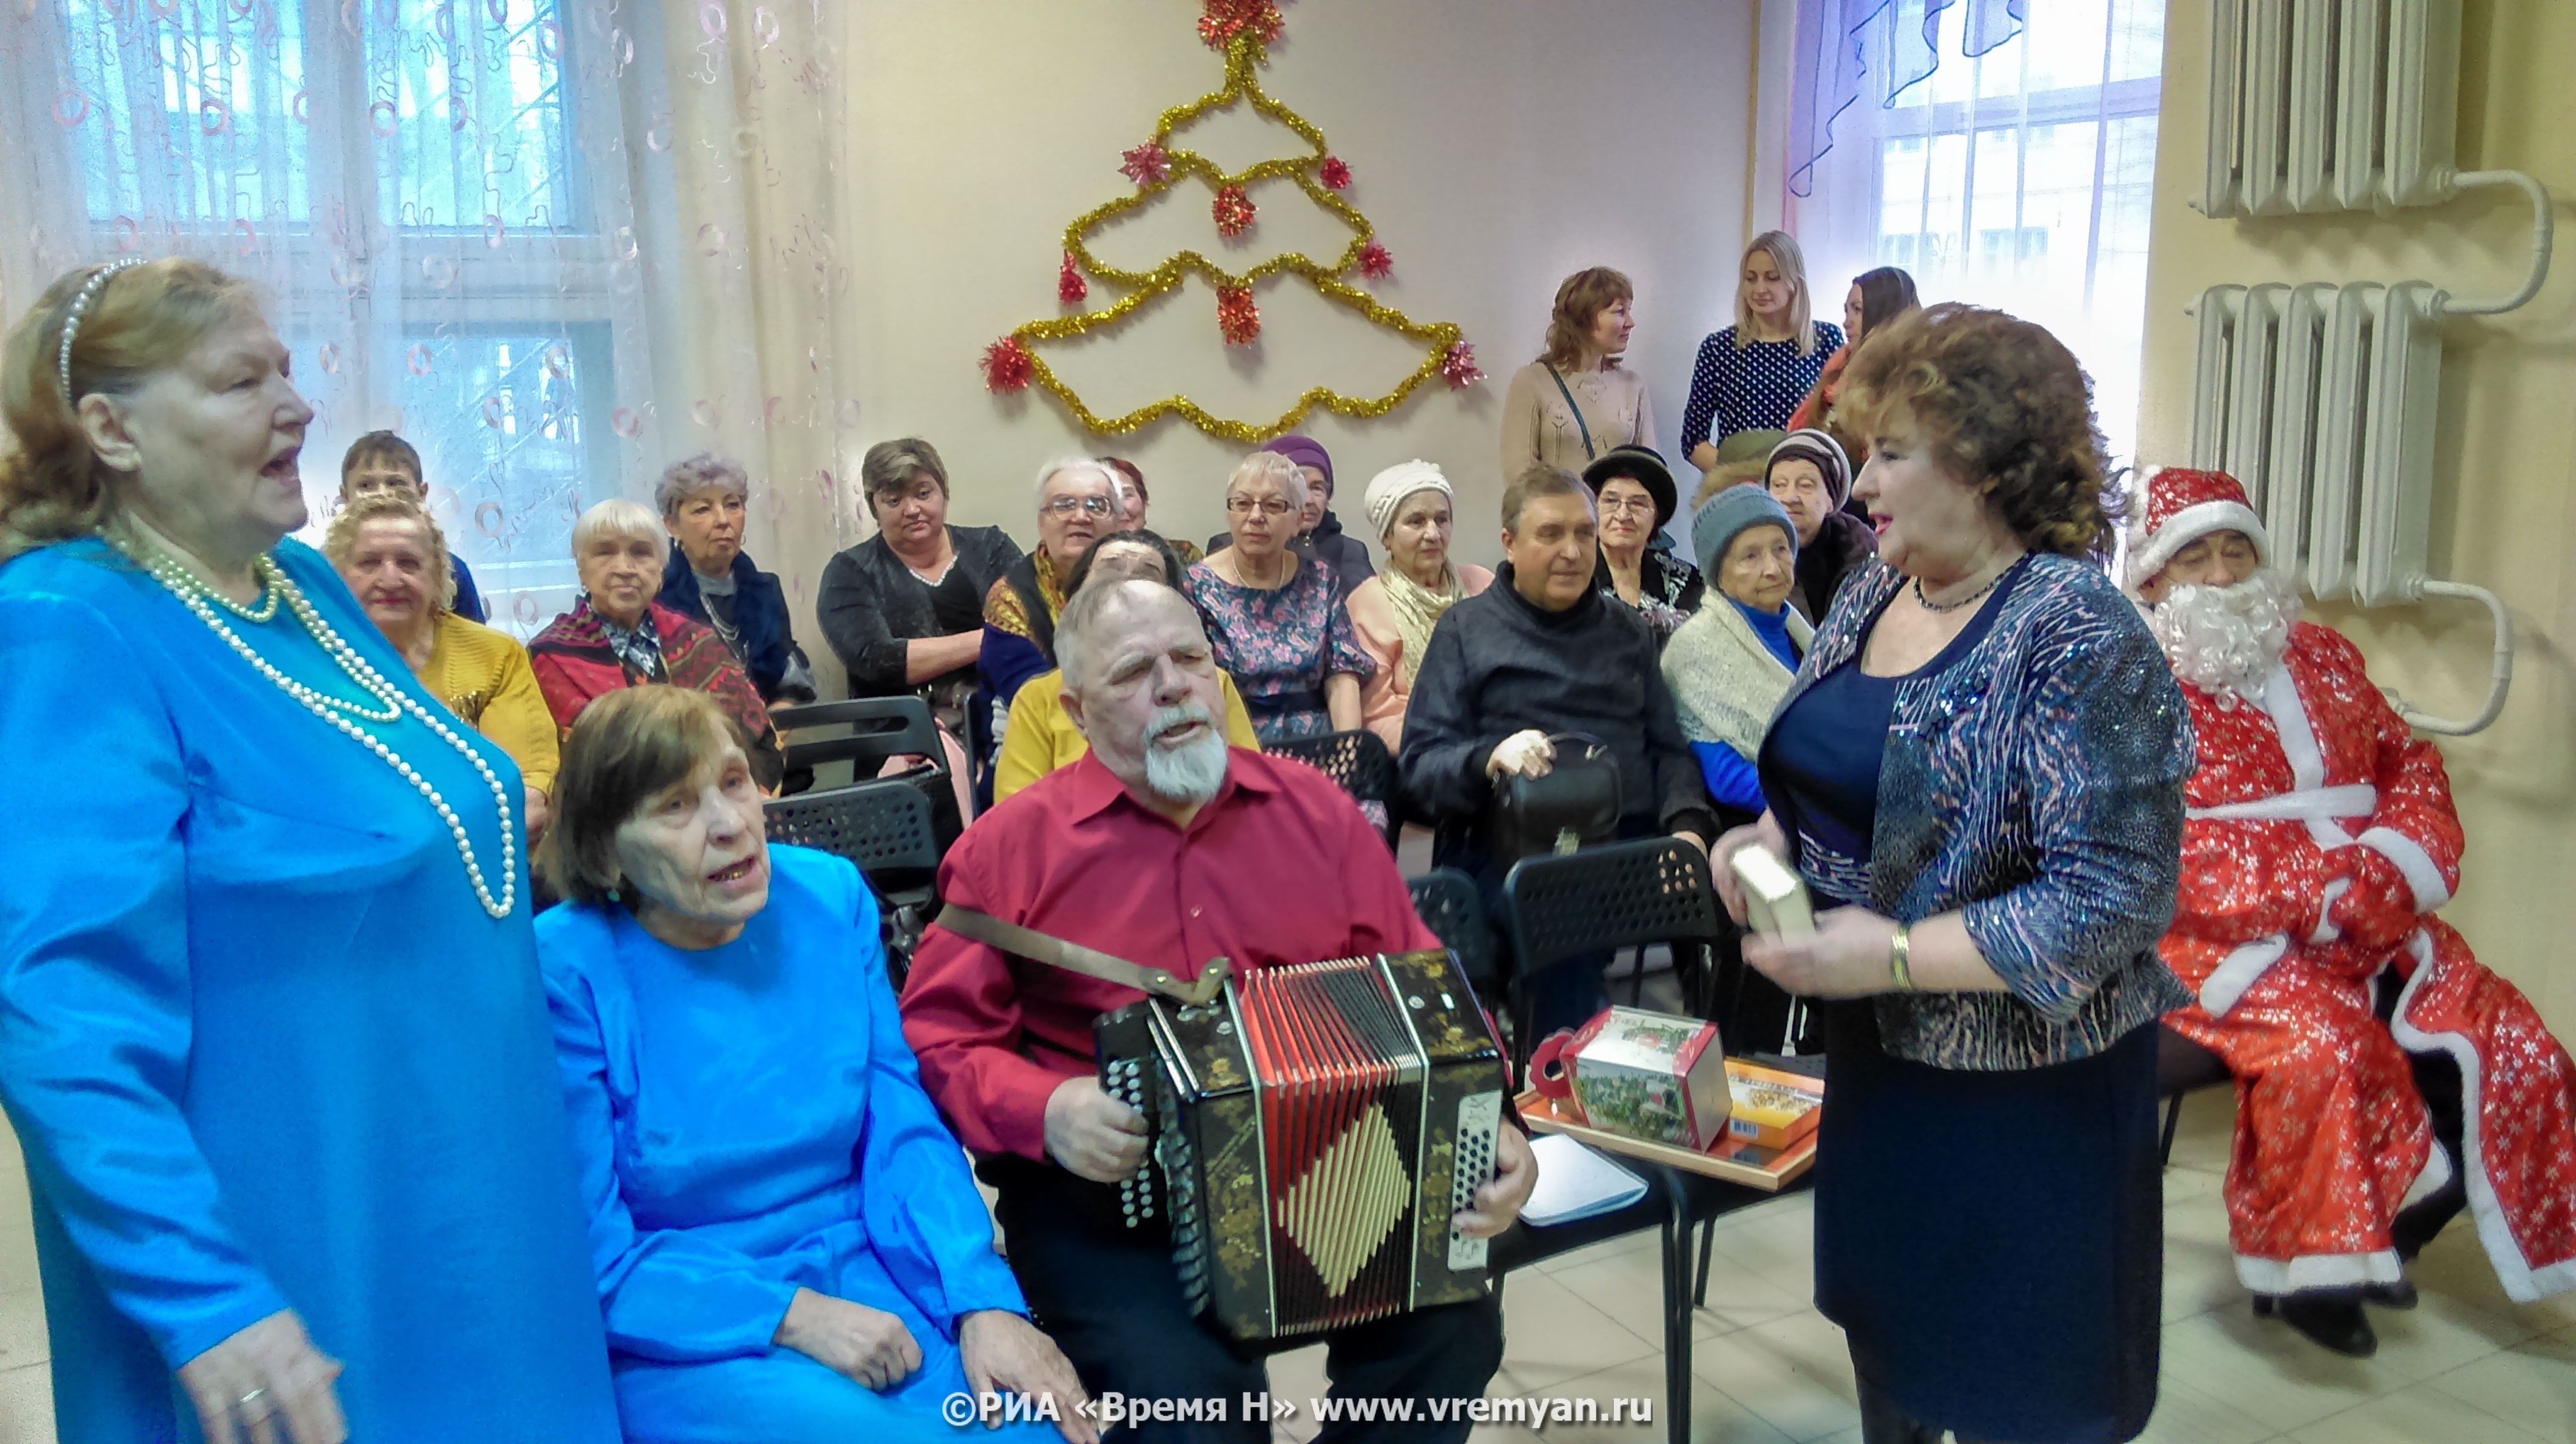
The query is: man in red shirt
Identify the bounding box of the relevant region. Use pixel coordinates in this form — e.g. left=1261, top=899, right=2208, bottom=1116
left=904, top=580, right=1535, bottom=1442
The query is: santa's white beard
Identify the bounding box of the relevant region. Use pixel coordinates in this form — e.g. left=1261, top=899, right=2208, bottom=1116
left=2150, top=567, right=2301, bottom=709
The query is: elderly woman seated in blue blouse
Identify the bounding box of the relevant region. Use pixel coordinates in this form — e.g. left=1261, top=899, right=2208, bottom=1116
left=534, top=685, right=1090, bottom=1444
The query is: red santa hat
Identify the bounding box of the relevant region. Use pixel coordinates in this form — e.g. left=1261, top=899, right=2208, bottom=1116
left=2126, top=467, right=2270, bottom=590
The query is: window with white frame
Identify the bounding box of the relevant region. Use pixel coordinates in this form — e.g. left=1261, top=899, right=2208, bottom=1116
left=1790, top=0, right=2167, bottom=471
left=49, top=0, right=619, bottom=632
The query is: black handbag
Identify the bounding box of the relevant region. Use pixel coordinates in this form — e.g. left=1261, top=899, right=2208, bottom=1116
left=1485, top=732, right=1622, bottom=868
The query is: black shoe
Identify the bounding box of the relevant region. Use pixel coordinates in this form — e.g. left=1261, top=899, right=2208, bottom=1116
left=2254, top=1293, right=2378, bottom=1357
left=2363, top=1279, right=2419, bottom=1310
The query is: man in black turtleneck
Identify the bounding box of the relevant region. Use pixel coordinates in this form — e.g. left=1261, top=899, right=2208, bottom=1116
left=1400, top=463, right=1714, bottom=1038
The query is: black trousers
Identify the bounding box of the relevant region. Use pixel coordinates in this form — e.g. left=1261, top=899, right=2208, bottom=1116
left=986, top=1156, right=1503, bottom=1444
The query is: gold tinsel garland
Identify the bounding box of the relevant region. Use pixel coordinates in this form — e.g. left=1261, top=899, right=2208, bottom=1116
left=987, top=18, right=1476, bottom=444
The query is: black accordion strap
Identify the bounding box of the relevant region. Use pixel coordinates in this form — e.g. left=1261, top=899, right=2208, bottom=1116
left=934, top=905, right=1231, bottom=1006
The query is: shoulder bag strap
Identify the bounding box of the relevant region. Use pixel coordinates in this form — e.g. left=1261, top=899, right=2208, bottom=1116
left=1543, top=363, right=1596, bottom=460
left=935, top=904, right=1232, bottom=1006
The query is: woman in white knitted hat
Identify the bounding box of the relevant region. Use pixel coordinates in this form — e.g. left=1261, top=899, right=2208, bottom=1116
left=1343, top=461, right=1492, bottom=751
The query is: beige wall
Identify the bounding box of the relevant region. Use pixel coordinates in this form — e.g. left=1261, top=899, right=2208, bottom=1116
left=2138, top=2, right=2576, bottom=1031
left=779, top=0, right=1756, bottom=632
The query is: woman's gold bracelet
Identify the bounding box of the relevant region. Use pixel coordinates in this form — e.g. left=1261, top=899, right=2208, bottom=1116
left=1888, top=923, right=1916, bottom=992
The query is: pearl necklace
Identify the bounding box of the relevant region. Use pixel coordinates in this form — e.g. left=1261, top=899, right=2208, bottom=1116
left=122, top=541, right=518, bottom=918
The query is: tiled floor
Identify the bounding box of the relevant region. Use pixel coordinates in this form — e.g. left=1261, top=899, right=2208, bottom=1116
left=4, top=1088, right=2572, bottom=1443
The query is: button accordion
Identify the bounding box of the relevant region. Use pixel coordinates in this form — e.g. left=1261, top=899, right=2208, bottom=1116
left=1096, top=949, right=1508, bottom=1342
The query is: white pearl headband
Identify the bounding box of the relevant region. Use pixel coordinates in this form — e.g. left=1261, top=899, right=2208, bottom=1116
left=57, top=257, right=146, bottom=404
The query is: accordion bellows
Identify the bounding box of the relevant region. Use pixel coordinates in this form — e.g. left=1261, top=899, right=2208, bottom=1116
left=1097, top=950, right=1507, bottom=1341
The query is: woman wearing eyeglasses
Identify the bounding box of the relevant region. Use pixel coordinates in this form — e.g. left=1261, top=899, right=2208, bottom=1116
left=1182, top=451, right=1373, bottom=745
left=977, top=456, right=1124, bottom=720
left=1583, top=446, right=1701, bottom=645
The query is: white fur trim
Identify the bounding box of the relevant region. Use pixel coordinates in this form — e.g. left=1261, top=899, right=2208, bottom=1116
left=2310, top=878, right=2350, bottom=945
left=2258, top=666, right=2355, bottom=847
left=2130, top=498, right=2271, bottom=589
left=2200, top=935, right=2290, bottom=1018
left=2360, top=826, right=2452, bottom=912
left=2188, top=783, right=2377, bottom=824
left=2236, top=1249, right=2405, bottom=1293
left=2386, top=928, right=2576, bottom=1301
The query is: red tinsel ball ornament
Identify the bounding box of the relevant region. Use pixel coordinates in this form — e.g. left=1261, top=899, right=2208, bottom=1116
left=1357, top=240, right=1392, bottom=280
left=1212, top=184, right=1256, bottom=238
left=1217, top=285, right=1261, bottom=346
left=981, top=337, right=1034, bottom=393
left=1318, top=155, right=1352, bottom=190
left=1119, top=140, right=1170, bottom=187
left=1198, top=0, right=1285, bottom=51
left=1059, top=252, right=1088, bottom=306
left=1440, top=341, right=1484, bottom=388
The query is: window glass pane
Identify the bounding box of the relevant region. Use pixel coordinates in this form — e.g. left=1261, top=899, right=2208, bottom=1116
left=370, top=0, right=579, bottom=233
left=392, top=326, right=601, bottom=630
left=64, top=0, right=311, bottom=226
left=1836, top=2, right=2167, bottom=468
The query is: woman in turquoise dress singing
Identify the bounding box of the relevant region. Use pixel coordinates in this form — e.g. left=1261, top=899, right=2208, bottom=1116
left=534, top=686, right=1089, bottom=1444
left=0, top=259, right=620, bottom=1443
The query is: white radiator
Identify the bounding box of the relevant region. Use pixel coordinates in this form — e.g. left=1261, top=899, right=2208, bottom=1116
left=2195, top=0, right=2460, bottom=217
left=2188, top=281, right=2442, bottom=609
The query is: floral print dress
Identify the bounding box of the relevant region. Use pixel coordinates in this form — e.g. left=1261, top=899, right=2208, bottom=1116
left=1183, top=555, right=1375, bottom=745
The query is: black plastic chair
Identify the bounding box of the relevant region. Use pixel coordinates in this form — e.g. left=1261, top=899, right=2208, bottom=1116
left=1490, top=837, right=1782, bottom=1444
left=1405, top=868, right=1498, bottom=991
left=1266, top=729, right=1401, bottom=851
left=1498, top=837, right=1730, bottom=1068
left=764, top=778, right=941, bottom=982
left=770, top=696, right=962, bottom=854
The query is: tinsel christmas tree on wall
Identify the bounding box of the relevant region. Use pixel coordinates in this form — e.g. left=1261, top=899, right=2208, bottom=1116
left=981, top=0, right=1482, bottom=443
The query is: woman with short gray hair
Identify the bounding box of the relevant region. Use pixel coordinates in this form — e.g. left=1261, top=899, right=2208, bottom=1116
left=1183, top=450, right=1372, bottom=745
left=531, top=497, right=783, bottom=790
left=654, top=452, right=817, bottom=706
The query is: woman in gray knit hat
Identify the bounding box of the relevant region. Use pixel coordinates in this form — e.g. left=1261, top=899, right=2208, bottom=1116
left=1764, top=427, right=1875, bottom=623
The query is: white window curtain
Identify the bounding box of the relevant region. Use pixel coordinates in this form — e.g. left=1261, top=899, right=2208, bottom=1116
left=0, top=0, right=857, bottom=636
left=1786, top=0, right=2166, bottom=471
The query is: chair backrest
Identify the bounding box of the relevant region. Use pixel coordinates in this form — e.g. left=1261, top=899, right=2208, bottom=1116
left=1267, top=728, right=1401, bottom=849
left=763, top=777, right=939, bottom=877
left=1498, top=837, right=1728, bottom=978
left=1406, top=868, right=1497, bottom=988
left=772, top=696, right=944, bottom=774
left=773, top=695, right=962, bottom=853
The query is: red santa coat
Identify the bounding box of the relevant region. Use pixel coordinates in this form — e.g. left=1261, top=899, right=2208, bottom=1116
left=2159, top=621, right=2576, bottom=1301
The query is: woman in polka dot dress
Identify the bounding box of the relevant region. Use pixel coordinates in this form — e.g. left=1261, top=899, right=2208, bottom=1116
left=1680, top=231, right=1843, bottom=477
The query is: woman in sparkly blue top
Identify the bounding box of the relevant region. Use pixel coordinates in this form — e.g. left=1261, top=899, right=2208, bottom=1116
left=1712, top=304, right=2194, bottom=1444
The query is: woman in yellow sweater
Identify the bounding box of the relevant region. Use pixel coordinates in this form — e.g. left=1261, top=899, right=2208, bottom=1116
left=993, top=529, right=1257, bottom=803
left=325, top=493, right=561, bottom=835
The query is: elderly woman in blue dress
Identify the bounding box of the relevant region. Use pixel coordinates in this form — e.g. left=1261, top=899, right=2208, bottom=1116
left=534, top=685, right=1090, bottom=1444
left=1712, top=304, right=2192, bottom=1444
left=0, top=257, right=619, bottom=1443
left=1184, top=449, right=1372, bottom=744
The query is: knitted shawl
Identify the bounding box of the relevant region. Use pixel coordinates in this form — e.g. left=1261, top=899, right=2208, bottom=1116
left=1659, top=595, right=1813, bottom=761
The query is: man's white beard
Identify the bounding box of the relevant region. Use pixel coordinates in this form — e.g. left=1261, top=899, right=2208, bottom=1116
left=1140, top=701, right=1228, bottom=807
left=2150, top=567, right=2301, bottom=709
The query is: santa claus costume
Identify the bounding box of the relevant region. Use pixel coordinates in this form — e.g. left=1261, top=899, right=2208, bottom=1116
left=2132, top=469, right=2576, bottom=1332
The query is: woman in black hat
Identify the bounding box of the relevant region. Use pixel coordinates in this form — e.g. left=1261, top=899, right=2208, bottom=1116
left=1582, top=445, right=1702, bottom=643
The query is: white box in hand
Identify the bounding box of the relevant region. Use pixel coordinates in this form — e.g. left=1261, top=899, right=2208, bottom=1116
left=1730, top=845, right=1815, bottom=940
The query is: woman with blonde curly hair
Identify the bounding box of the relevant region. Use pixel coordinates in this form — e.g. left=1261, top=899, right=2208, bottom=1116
left=324, top=492, right=560, bottom=835
left=0, top=257, right=618, bottom=1443
left=1498, top=266, right=1659, bottom=482
left=1711, top=303, right=2191, bottom=1444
